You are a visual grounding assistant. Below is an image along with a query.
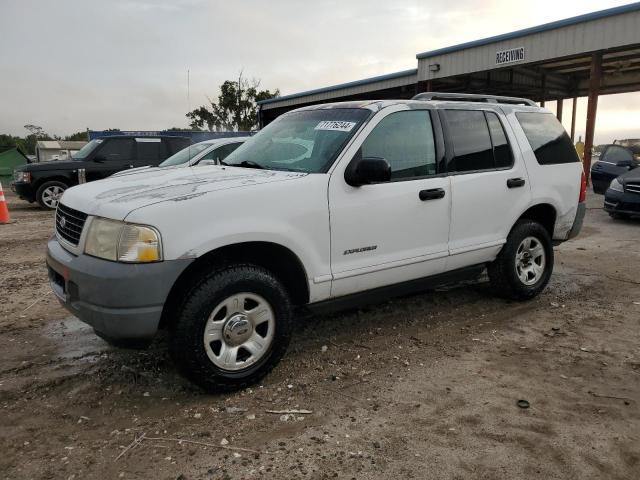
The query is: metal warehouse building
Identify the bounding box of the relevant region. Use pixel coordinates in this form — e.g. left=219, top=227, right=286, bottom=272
left=258, top=2, right=640, bottom=180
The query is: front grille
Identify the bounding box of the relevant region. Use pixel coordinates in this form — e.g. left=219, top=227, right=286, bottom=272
left=56, top=203, right=88, bottom=246
left=625, top=182, right=640, bottom=195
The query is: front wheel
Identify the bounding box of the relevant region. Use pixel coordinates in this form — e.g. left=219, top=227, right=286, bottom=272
left=169, top=264, right=293, bottom=392
left=488, top=220, right=554, bottom=301
left=36, top=180, right=67, bottom=209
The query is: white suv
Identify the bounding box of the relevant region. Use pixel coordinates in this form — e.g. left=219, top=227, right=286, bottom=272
left=47, top=93, right=586, bottom=391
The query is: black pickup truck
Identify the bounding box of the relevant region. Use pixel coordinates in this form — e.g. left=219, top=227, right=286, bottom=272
left=12, top=135, right=190, bottom=209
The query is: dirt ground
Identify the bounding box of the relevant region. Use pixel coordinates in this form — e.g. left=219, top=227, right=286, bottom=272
left=1, top=188, right=639, bottom=480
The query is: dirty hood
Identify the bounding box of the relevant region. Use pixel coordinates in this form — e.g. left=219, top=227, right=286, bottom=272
left=60, top=165, right=307, bottom=220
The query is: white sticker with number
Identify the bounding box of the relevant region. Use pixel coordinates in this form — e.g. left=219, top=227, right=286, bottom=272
left=314, top=121, right=356, bottom=132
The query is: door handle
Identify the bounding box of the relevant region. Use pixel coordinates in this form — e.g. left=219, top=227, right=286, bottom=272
left=507, top=178, right=526, bottom=188
left=419, top=188, right=445, bottom=201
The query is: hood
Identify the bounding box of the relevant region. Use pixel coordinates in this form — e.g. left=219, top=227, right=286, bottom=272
left=18, top=159, right=82, bottom=171
left=61, top=165, right=308, bottom=220
left=618, top=167, right=640, bottom=184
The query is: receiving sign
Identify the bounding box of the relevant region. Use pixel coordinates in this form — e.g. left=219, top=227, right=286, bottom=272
left=315, top=121, right=356, bottom=132
left=496, top=47, right=525, bottom=65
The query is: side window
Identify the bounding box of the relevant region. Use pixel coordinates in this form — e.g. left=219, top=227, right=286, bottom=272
left=96, top=138, right=135, bottom=162
left=601, top=145, right=634, bottom=164
left=445, top=110, right=494, bottom=172
left=135, top=138, right=163, bottom=165
left=201, top=142, right=243, bottom=163
left=360, top=110, right=436, bottom=180
left=516, top=112, right=579, bottom=165
left=485, top=112, right=514, bottom=168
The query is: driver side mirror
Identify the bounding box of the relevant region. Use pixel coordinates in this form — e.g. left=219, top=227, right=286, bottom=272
left=344, top=154, right=391, bottom=187
left=93, top=155, right=106, bottom=163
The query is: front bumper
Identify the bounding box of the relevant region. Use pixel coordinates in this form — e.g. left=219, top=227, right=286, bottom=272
left=11, top=181, right=35, bottom=202
left=604, top=189, right=640, bottom=216
left=46, top=236, right=192, bottom=342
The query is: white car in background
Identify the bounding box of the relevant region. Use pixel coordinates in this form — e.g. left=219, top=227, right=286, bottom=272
left=112, top=137, right=249, bottom=177
left=159, top=137, right=250, bottom=167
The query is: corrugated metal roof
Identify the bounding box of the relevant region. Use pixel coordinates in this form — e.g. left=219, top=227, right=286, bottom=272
left=416, top=2, right=640, bottom=59
left=257, top=68, right=418, bottom=106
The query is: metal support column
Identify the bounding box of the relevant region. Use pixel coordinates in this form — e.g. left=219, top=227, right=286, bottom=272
left=556, top=98, right=563, bottom=121
left=584, top=53, right=602, bottom=184
left=570, top=97, right=577, bottom=142
left=540, top=74, right=546, bottom=107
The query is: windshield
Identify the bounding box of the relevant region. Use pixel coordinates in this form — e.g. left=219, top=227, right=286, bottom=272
left=159, top=143, right=212, bottom=167
left=72, top=139, right=102, bottom=160
left=223, top=108, right=370, bottom=173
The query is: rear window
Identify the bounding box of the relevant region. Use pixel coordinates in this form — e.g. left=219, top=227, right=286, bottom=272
left=516, top=112, right=579, bottom=165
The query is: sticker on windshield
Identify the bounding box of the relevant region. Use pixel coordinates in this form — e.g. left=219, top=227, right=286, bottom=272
left=314, top=121, right=356, bottom=132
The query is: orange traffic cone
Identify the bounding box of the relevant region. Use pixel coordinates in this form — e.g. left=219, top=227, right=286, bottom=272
left=0, top=182, right=11, bottom=224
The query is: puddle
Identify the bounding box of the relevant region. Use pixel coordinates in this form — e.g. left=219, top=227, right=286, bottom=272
left=45, top=316, right=111, bottom=362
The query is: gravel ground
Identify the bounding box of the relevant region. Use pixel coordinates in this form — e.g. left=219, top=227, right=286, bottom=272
left=1, top=188, right=639, bottom=480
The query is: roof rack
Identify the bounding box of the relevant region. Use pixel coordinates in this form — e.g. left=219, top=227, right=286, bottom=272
left=412, top=92, right=537, bottom=106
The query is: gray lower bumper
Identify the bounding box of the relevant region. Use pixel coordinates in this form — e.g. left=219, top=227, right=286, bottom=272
left=46, top=236, right=192, bottom=342
left=567, top=202, right=586, bottom=240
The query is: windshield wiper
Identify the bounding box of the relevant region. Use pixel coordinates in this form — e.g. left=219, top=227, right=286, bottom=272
left=234, top=160, right=264, bottom=170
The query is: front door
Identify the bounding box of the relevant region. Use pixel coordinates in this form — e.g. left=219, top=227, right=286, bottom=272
left=86, top=138, right=136, bottom=182
left=328, top=108, right=451, bottom=297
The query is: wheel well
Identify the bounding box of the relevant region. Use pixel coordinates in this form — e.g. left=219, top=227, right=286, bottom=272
left=159, top=242, right=310, bottom=328
left=34, top=176, right=72, bottom=193
left=518, top=204, right=556, bottom=237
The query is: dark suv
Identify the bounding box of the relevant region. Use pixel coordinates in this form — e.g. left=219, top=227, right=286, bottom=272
left=12, top=135, right=190, bottom=209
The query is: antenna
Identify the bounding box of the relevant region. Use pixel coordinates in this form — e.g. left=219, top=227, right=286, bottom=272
left=187, top=68, right=191, bottom=113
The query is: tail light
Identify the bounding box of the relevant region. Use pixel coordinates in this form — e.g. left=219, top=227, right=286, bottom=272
left=579, top=171, right=587, bottom=203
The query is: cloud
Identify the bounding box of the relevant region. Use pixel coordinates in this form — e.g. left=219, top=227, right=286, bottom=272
left=0, top=0, right=637, bottom=144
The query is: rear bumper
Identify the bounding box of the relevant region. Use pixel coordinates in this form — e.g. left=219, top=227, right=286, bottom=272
left=567, top=202, right=586, bottom=239
left=46, top=236, right=192, bottom=342
left=11, top=181, right=35, bottom=202
left=604, top=189, right=640, bottom=216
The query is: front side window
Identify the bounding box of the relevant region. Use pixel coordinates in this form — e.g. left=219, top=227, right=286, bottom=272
left=445, top=110, right=494, bottom=172
left=360, top=110, right=436, bottom=180
left=516, top=112, right=579, bottom=165
left=224, top=108, right=370, bottom=173
left=96, top=138, right=135, bottom=162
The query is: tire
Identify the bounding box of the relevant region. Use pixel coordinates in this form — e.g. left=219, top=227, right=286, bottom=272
left=488, top=220, right=554, bottom=301
left=36, top=180, right=67, bottom=210
left=609, top=212, right=629, bottom=220
left=169, top=264, right=293, bottom=392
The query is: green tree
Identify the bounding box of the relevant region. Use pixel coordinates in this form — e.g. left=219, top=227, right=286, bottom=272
left=64, top=131, right=88, bottom=141
left=187, top=73, right=279, bottom=132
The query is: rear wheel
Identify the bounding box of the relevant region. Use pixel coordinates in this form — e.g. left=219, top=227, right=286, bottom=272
left=169, top=264, right=293, bottom=392
left=488, top=220, right=554, bottom=300
left=36, top=181, right=67, bottom=209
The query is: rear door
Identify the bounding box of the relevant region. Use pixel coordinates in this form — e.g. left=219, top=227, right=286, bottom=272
left=86, top=137, right=136, bottom=181
left=443, top=108, right=531, bottom=270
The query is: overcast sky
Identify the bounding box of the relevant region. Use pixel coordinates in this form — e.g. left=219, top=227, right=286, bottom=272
left=1, top=0, right=638, bottom=143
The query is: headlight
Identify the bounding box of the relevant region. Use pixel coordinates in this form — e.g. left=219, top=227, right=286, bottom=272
left=609, top=178, right=624, bottom=193
left=84, top=218, right=162, bottom=263
left=14, top=171, right=30, bottom=183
